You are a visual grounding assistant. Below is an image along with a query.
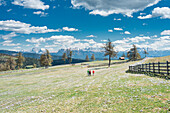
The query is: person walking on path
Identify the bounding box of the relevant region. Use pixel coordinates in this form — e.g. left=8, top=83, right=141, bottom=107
left=87, top=70, right=89, bottom=76
left=92, top=70, right=95, bottom=76
left=89, top=70, right=91, bottom=76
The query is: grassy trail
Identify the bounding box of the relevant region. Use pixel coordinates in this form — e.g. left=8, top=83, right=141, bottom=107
left=0, top=61, right=169, bottom=112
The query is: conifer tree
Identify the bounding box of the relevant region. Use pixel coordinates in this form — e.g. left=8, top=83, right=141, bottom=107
left=40, top=49, right=53, bottom=68
left=33, top=64, right=36, bottom=68
left=7, top=57, right=16, bottom=70
left=91, top=54, right=95, bottom=61
left=85, top=55, right=89, bottom=61
left=103, top=39, right=117, bottom=67
left=127, top=44, right=141, bottom=60
left=66, top=49, right=73, bottom=64
left=144, top=49, right=149, bottom=58
left=121, top=53, right=126, bottom=57
left=16, top=52, right=25, bottom=69
left=62, top=53, right=67, bottom=64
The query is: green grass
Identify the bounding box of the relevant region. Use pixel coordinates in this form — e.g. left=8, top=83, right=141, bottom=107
left=0, top=61, right=169, bottom=112
left=145, top=56, right=170, bottom=63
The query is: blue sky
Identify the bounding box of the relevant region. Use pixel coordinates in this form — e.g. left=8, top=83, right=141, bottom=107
left=0, top=0, right=170, bottom=52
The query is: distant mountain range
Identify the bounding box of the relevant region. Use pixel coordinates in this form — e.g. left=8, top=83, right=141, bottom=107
left=0, top=48, right=169, bottom=60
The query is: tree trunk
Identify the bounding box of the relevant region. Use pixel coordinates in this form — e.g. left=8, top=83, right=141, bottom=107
left=109, top=55, right=111, bottom=67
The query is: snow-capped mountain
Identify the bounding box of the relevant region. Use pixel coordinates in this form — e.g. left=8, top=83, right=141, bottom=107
left=30, top=48, right=46, bottom=54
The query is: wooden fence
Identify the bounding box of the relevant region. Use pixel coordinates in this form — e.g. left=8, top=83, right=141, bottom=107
left=129, top=61, right=170, bottom=75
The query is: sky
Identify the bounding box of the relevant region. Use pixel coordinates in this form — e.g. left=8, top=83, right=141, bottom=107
left=0, top=0, right=170, bottom=52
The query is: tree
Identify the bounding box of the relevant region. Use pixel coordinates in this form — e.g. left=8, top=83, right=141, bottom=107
left=0, top=64, right=5, bottom=71
left=16, top=52, right=25, bottom=69
left=7, top=57, right=16, bottom=70
left=121, top=53, right=126, bottom=57
left=103, top=39, right=117, bottom=67
left=127, top=44, right=141, bottom=61
left=62, top=53, right=67, bottom=64
left=85, top=55, right=89, bottom=61
left=40, top=49, right=53, bottom=68
left=66, top=49, right=73, bottom=64
left=143, top=49, right=149, bottom=58
left=91, top=54, right=95, bottom=61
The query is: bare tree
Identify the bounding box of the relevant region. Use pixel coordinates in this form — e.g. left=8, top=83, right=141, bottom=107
left=103, top=39, right=117, bottom=67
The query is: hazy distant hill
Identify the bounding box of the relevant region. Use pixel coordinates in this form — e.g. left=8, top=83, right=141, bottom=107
left=0, top=49, right=170, bottom=61
left=0, top=50, right=62, bottom=60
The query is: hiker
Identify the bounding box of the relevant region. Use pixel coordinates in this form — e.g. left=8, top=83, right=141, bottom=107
left=92, top=70, right=95, bottom=76
left=89, top=70, right=91, bottom=76
left=87, top=70, right=89, bottom=76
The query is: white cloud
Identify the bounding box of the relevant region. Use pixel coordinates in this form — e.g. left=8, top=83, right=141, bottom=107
left=114, top=18, right=121, bottom=21
left=0, top=32, right=17, bottom=40
left=33, top=11, right=48, bottom=17
left=161, top=30, right=170, bottom=35
left=156, top=36, right=170, bottom=40
left=0, top=20, right=60, bottom=34
left=0, top=0, right=6, bottom=6
left=108, top=29, right=113, bottom=32
left=101, top=40, right=107, bottom=42
left=25, top=35, right=104, bottom=51
left=71, top=0, right=161, bottom=17
left=86, top=35, right=96, bottom=38
left=62, top=27, right=78, bottom=32
left=26, top=37, right=46, bottom=43
left=12, top=0, right=49, bottom=10
left=138, top=14, right=152, bottom=19
left=1, top=40, right=20, bottom=46
left=114, top=28, right=123, bottom=31
left=129, top=36, right=150, bottom=42
left=138, top=7, right=170, bottom=19
left=124, top=31, right=131, bottom=34
left=7, top=9, right=12, bottom=12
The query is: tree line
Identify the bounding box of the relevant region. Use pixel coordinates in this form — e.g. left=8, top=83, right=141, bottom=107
left=0, top=39, right=149, bottom=71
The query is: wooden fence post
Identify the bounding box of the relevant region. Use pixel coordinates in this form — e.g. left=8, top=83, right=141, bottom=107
left=158, top=62, right=160, bottom=74
left=153, top=63, right=155, bottom=74
left=149, top=63, right=150, bottom=72
left=146, top=64, right=147, bottom=72
left=167, top=61, right=169, bottom=75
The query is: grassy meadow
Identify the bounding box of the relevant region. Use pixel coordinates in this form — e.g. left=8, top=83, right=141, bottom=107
left=145, top=56, right=170, bottom=63
left=0, top=60, right=169, bottom=112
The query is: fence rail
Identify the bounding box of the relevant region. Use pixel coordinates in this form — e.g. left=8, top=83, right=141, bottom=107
left=129, top=61, right=170, bottom=75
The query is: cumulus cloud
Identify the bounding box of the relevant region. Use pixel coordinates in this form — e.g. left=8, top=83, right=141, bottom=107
left=86, top=35, right=96, bottom=38
left=138, top=14, right=152, bottom=19
left=114, top=18, right=121, bottom=21
left=108, top=29, right=113, bottom=32
left=0, top=32, right=17, bottom=40
left=161, top=30, right=170, bottom=35
left=12, top=0, right=49, bottom=10
left=0, top=20, right=60, bottom=34
left=101, top=40, right=107, bottom=42
left=26, top=37, right=46, bottom=43
left=124, top=31, right=131, bottom=34
left=71, top=0, right=161, bottom=17
left=62, top=27, right=78, bottom=32
left=26, top=35, right=104, bottom=51
left=33, top=11, right=48, bottom=17
left=112, top=34, right=170, bottom=51
left=129, top=36, right=150, bottom=42
left=0, top=0, right=6, bottom=6
left=1, top=40, right=20, bottom=46
left=114, top=28, right=123, bottom=31
left=138, top=7, right=170, bottom=19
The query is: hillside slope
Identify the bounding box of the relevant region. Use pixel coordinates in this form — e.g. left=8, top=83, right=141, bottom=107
left=145, top=56, right=170, bottom=63
left=0, top=61, right=169, bottom=112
